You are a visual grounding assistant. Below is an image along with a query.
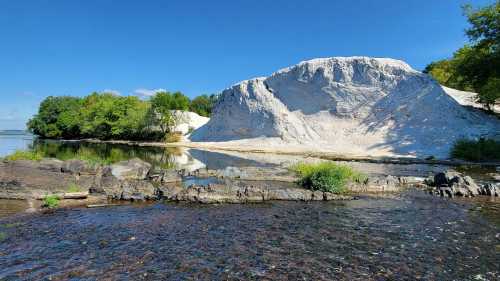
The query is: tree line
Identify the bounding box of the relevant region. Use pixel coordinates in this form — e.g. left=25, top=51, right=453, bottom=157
left=27, top=91, right=218, bottom=140
left=424, top=2, right=499, bottom=111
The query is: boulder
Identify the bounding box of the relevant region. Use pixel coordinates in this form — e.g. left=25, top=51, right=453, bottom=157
left=479, top=183, right=499, bottom=197
left=163, top=180, right=352, bottom=203
left=62, top=159, right=100, bottom=175
left=349, top=175, right=402, bottom=193
left=428, top=170, right=486, bottom=198
left=433, top=171, right=461, bottom=187
left=105, top=158, right=151, bottom=180
left=39, top=158, right=64, bottom=172
left=97, top=175, right=157, bottom=201
left=120, top=180, right=157, bottom=201
left=0, top=159, right=95, bottom=199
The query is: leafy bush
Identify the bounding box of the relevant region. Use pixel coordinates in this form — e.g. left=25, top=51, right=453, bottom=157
left=43, top=195, right=60, bottom=209
left=451, top=138, right=500, bottom=161
left=189, top=94, right=219, bottom=117
left=67, top=183, right=81, bottom=193
left=290, top=162, right=367, bottom=194
left=164, top=132, right=182, bottom=143
left=4, top=150, right=43, bottom=161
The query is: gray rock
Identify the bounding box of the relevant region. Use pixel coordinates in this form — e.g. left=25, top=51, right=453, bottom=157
left=433, top=171, right=461, bottom=187
left=161, top=170, right=182, bottom=183
left=163, top=180, right=352, bottom=203
left=106, top=158, right=151, bottom=180
left=120, top=180, right=157, bottom=201
left=0, top=159, right=95, bottom=199
left=62, top=159, right=100, bottom=175
left=98, top=175, right=157, bottom=201
left=429, top=170, right=485, bottom=198
left=480, top=183, right=499, bottom=197
left=351, top=175, right=402, bottom=193
left=39, top=158, right=64, bottom=172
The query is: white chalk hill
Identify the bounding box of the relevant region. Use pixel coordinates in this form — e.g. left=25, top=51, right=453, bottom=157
left=190, top=57, right=499, bottom=158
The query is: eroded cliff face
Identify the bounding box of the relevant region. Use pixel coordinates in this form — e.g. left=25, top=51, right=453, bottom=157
left=191, top=57, right=500, bottom=158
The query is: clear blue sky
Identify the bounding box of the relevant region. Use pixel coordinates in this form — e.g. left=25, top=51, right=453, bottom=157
left=0, top=0, right=493, bottom=129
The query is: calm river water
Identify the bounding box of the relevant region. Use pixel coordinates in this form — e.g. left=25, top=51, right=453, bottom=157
left=0, top=133, right=499, bottom=280
left=0, top=191, right=498, bottom=280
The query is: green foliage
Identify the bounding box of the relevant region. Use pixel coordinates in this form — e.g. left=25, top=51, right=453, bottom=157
left=189, top=94, right=219, bottom=117
left=424, top=2, right=499, bottom=111
left=0, top=232, right=6, bottom=242
left=164, top=132, right=182, bottom=143
left=478, top=77, right=500, bottom=111
left=27, top=90, right=218, bottom=141
left=80, top=93, right=150, bottom=140
left=27, top=96, right=83, bottom=139
left=290, top=162, right=366, bottom=194
left=4, top=150, right=43, bottom=161
left=149, top=92, right=178, bottom=134
left=43, top=195, right=60, bottom=209
left=451, top=138, right=500, bottom=161
left=67, top=183, right=81, bottom=193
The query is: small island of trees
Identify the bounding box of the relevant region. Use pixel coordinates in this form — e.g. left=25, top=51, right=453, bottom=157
left=27, top=91, right=218, bottom=141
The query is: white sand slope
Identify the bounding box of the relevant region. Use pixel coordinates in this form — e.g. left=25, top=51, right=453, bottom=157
left=442, top=86, right=500, bottom=113
left=172, top=110, right=209, bottom=135
left=190, top=57, right=500, bottom=158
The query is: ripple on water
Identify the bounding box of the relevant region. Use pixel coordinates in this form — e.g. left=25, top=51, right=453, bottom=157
left=0, top=190, right=499, bottom=280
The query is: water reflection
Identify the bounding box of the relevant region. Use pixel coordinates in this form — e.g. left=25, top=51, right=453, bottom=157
left=31, top=139, right=182, bottom=169
left=29, top=139, right=279, bottom=171
left=0, top=132, right=34, bottom=157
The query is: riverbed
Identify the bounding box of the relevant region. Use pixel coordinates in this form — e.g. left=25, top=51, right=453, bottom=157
left=0, top=191, right=498, bottom=280
left=0, top=133, right=499, bottom=280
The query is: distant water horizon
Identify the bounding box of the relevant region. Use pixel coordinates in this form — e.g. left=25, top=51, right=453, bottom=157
left=0, top=131, right=34, bottom=157
left=0, top=129, right=29, bottom=134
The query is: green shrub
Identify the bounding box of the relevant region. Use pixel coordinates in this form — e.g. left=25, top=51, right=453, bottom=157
left=43, top=195, right=60, bottom=209
left=164, top=132, right=182, bottom=143
left=451, top=138, right=500, bottom=161
left=67, top=183, right=81, bottom=193
left=4, top=150, right=43, bottom=161
left=290, top=162, right=367, bottom=194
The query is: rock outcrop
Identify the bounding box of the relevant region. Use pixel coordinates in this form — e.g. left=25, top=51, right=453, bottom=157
left=0, top=159, right=97, bottom=199
left=0, top=159, right=360, bottom=203
left=426, top=170, right=499, bottom=198
left=191, top=57, right=500, bottom=158
left=160, top=180, right=352, bottom=203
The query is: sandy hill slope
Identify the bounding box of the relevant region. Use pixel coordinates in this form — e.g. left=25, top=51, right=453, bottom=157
left=190, top=57, right=500, bottom=158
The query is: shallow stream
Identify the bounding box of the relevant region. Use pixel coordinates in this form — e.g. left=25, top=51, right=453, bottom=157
left=0, top=133, right=499, bottom=280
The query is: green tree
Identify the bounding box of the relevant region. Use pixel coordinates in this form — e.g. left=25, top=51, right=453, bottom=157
left=424, top=2, right=499, bottom=111
left=189, top=94, right=218, bottom=117
left=80, top=92, right=149, bottom=140
left=27, top=96, right=82, bottom=138
left=479, top=77, right=500, bottom=111
left=149, top=92, right=181, bottom=135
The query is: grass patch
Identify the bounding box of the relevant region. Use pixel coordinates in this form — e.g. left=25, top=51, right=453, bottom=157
left=42, top=194, right=60, bottom=209
left=451, top=138, right=500, bottom=161
left=67, top=183, right=81, bottom=193
left=290, top=162, right=367, bottom=194
left=4, top=150, right=43, bottom=161
left=0, top=232, right=6, bottom=242
left=164, top=132, right=182, bottom=143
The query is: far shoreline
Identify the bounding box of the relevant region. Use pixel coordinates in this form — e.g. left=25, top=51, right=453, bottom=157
left=39, top=137, right=500, bottom=167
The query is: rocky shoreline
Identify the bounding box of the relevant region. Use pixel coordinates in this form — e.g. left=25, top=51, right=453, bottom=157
left=0, top=158, right=408, bottom=204
left=1, top=158, right=498, bottom=209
